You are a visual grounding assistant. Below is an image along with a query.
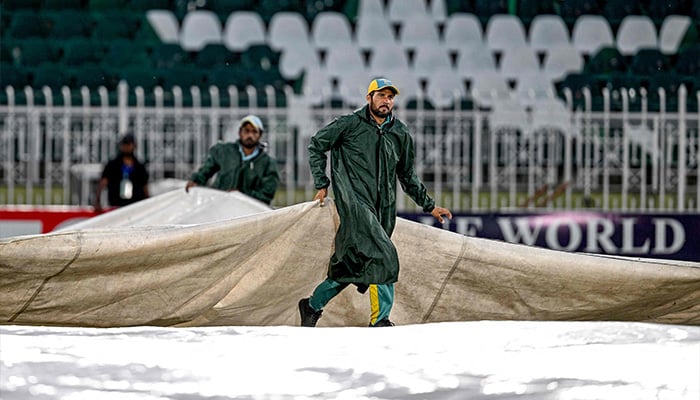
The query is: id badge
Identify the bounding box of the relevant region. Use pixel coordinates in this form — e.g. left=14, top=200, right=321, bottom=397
left=120, top=178, right=133, bottom=199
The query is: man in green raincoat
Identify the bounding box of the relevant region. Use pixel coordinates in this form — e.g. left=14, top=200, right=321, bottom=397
left=185, top=114, right=279, bottom=204
left=299, top=78, right=452, bottom=327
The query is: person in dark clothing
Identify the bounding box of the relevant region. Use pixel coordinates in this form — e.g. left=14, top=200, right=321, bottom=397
left=186, top=114, right=279, bottom=204
left=299, top=78, right=452, bottom=327
left=94, top=133, right=150, bottom=212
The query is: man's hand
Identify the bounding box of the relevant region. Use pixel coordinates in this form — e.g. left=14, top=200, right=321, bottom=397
left=185, top=181, right=197, bottom=193
left=313, top=188, right=328, bottom=206
left=431, top=206, right=452, bottom=224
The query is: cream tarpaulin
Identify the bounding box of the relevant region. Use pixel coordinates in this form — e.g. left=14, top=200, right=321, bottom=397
left=1, top=188, right=699, bottom=327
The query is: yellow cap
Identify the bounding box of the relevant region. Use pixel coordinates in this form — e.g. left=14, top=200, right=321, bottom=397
left=367, top=78, right=400, bottom=95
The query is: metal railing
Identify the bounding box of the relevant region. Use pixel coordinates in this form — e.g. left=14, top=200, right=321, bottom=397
left=1, top=82, right=699, bottom=212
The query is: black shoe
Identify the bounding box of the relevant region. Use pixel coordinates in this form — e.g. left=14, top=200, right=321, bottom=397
left=298, top=298, right=322, bottom=327
left=369, top=318, right=395, bottom=327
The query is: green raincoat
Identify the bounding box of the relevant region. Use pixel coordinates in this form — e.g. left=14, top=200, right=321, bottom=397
left=309, top=105, right=435, bottom=285
left=191, top=141, right=279, bottom=204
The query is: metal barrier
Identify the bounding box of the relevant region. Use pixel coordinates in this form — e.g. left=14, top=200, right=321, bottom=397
left=1, top=83, right=699, bottom=212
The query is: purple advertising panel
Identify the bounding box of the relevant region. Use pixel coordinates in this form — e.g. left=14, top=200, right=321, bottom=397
left=398, top=212, right=700, bottom=262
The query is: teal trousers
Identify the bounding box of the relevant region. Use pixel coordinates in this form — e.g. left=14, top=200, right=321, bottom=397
left=308, top=278, right=394, bottom=325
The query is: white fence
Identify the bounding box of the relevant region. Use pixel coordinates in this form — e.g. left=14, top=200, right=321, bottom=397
left=1, top=83, right=699, bottom=212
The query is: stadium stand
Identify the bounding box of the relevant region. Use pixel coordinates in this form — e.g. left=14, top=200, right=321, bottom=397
left=0, top=0, right=698, bottom=112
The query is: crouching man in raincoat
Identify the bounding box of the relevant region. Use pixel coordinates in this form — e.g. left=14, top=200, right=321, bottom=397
left=299, top=78, right=452, bottom=327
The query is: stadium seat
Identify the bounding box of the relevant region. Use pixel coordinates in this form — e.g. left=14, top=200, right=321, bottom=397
left=47, top=11, right=92, bottom=39
left=0, top=65, right=30, bottom=89
left=5, top=11, right=49, bottom=38
left=61, top=39, right=105, bottom=67
left=126, top=0, right=173, bottom=11
left=151, top=43, right=189, bottom=69
left=425, top=69, right=467, bottom=108
left=310, top=11, right=353, bottom=50
left=530, top=97, right=572, bottom=136
left=616, top=15, right=658, bottom=56
left=474, top=0, right=508, bottom=22
left=338, top=69, right=372, bottom=106
left=279, top=41, right=321, bottom=80
left=515, top=71, right=557, bottom=107
left=470, top=70, right=512, bottom=108
left=455, top=41, right=498, bottom=82
left=674, top=44, right=700, bottom=77
left=387, top=70, right=421, bottom=109
left=357, top=0, right=386, bottom=19
left=368, top=42, right=411, bottom=74
left=659, top=15, right=693, bottom=55
left=160, top=65, right=206, bottom=90
left=324, top=42, right=366, bottom=76
left=498, top=46, right=540, bottom=82
left=528, top=14, right=570, bottom=56
left=146, top=9, right=180, bottom=44
left=180, top=10, right=223, bottom=51
left=223, top=11, right=267, bottom=52
left=571, top=15, right=614, bottom=57
left=2, top=0, right=42, bottom=10
left=104, top=39, right=151, bottom=67
left=355, top=14, right=397, bottom=50
left=584, top=47, right=627, bottom=75
left=489, top=98, right=530, bottom=133
left=88, top=0, right=125, bottom=10
left=207, top=64, right=248, bottom=90
left=557, top=0, right=600, bottom=25
left=542, top=45, right=584, bottom=82
left=92, top=11, right=141, bottom=40
left=240, top=45, right=285, bottom=89
left=43, top=0, right=84, bottom=9
left=267, top=12, right=311, bottom=52
left=31, top=64, right=68, bottom=91
left=11, top=38, right=59, bottom=67
left=68, top=65, right=116, bottom=91
left=300, top=66, right=335, bottom=106
left=443, top=13, right=484, bottom=54
left=117, top=66, right=160, bottom=91
left=411, top=44, right=453, bottom=81
left=484, top=14, right=528, bottom=56
left=194, top=43, right=238, bottom=69
left=630, top=49, right=671, bottom=77
left=430, top=0, right=447, bottom=24
left=398, top=14, right=441, bottom=51
left=603, top=0, right=642, bottom=27
left=556, top=72, right=601, bottom=109
left=386, top=0, right=428, bottom=25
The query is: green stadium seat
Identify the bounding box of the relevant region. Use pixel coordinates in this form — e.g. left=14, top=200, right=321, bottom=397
left=116, top=67, right=160, bottom=96
left=92, top=12, right=141, bottom=40
left=31, top=64, right=69, bottom=91
left=5, top=11, right=50, bottom=38
left=151, top=43, right=190, bottom=69
left=159, top=66, right=206, bottom=90
left=103, top=39, right=152, bottom=67
left=645, top=0, right=687, bottom=24
left=12, top=38, right=60, bottom=67
left=47, top=11, right=93, bottom=39
left=69, top=65, right=117, bottom=91
left=206, top=65, right=249, bottom=90
left=630, top=49, right=671, bottom=77
left=558, top=0, right=600, bottom=26
left=0, top=41, right=14, bottom=65
left=646, top=72, right=685, bottom=111
left=126, top=0, right=173, bottom=11
left=88, top=0, right=126, bottom=10
left=2, top=0, right=42, bottom=10
left=43, top=0, right=84, bottom=9
left=584, top=47, right=627, bottom=76
left=556, top=73, right=601, bottom=110
left=603, top=0, right=642, bottom=27
left=0, top=65, right=30, bottom=89
left=61, top=39, right=105, bottom=66
left=194, top=43, right=239, bottom=69
left=674, top=44, right=700, bottom=77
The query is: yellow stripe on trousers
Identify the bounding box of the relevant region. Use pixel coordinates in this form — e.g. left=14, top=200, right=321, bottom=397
left=369, top=284, right=380, bottom=325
